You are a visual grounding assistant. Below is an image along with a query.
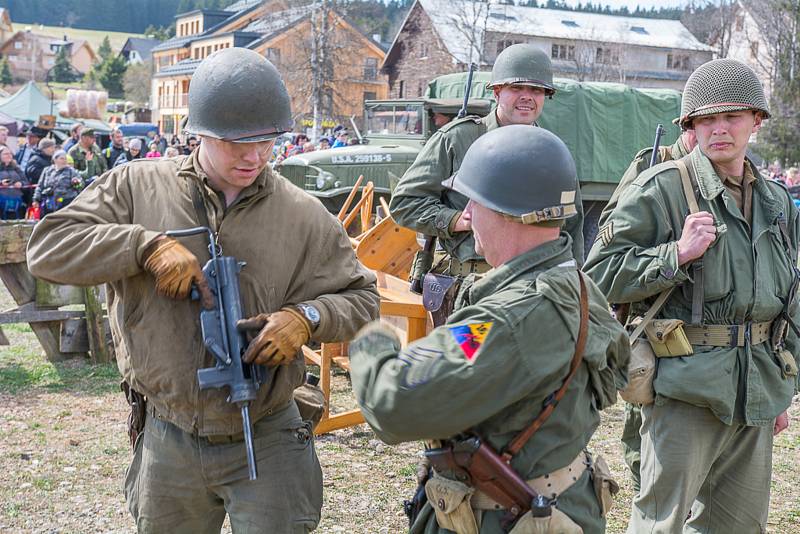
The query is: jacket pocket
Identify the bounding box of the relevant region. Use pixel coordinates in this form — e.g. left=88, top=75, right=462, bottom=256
left=680, top=230, right=732, bottom=303
left=764, top=225, right=796, bottom=300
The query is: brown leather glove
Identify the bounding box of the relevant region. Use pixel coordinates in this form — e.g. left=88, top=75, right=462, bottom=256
left=237, top=307, right=312, bottom=366
left=142, top=236, right=214, bottom=308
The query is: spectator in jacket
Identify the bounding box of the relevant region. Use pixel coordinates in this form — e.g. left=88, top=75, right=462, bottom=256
left=15, top=127, right=45, bottom=170
left=0, top=146, right=29, bottom=218
left=67, top=128, right=107, bottom=184
left=103, top=128, right=125, bottom=169
left=25, top=138, right=56, bottom=185
left=113, top=138, right=145, bottom=168
left=63, top=123, right=82, bottom=153
left=33, top=150, right=84, bottom=215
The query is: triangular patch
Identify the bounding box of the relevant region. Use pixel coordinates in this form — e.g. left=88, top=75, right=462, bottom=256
left=448, top=322, right=494, bottom=362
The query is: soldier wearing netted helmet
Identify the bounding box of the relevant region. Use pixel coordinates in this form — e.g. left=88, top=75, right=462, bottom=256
left=351, top=125, right=628, bottom=534
left=585, top=58, right=799, bottom=532
left=27, top=48, right=379, bottom=532
left=390, top=44, right=584, bottom=324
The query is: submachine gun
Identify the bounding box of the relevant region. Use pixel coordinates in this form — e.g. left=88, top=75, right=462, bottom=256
left=165, top=226, right=266, bottom=481
left=409, top=62, right=478, bottom=294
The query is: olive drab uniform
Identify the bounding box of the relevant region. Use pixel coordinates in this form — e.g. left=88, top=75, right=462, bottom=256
left=584, top=146, right=800, bottom=532
left=389, top=111, right=585, bottom=268
left=350, top=236, right=630, bottom=534
left=597, top=135, right=691, bottom=493
left=67, top=142, right=107, bottom=183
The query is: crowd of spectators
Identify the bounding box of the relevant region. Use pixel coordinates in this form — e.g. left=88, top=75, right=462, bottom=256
left=272, top=125, right=360, bottom=165
left=0, top=124, right=200, bottom=221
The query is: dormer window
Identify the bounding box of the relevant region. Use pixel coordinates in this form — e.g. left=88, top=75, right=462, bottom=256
left=561, top=20, right=578, bottom=27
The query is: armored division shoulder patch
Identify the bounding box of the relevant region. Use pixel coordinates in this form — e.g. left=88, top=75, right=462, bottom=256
left=597, top=222, right=614, bottom=246
left=449, top=322, right=493, bottom=362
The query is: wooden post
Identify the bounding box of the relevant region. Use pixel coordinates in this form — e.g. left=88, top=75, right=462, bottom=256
left=83, top=286, right=111, bottom=363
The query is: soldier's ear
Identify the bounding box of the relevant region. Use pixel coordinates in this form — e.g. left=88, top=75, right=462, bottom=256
left=752, top=111, right=764, bottom=133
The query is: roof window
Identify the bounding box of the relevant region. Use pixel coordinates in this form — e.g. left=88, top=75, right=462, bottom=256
left=630, top=26, right=648, bottom=34
left=561, top=20, right=579, bottom=27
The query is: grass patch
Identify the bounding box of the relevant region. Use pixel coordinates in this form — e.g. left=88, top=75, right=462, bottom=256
left=0, top=347, right=119, bottom=395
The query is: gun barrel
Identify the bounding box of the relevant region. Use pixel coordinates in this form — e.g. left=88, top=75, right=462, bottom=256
left=649, top=124, right=665, bottom=168
left=241, top=404, right=258, bottom=481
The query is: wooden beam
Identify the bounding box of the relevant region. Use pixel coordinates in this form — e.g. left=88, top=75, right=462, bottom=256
left=0, top=304, right=85, bottom=324
left=315, top=409, right=365, bottom=435
left=84, top=286, right=111, bottom=363
left=380, top=300, right=427, bottom=319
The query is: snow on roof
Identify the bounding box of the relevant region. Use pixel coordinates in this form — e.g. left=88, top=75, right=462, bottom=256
left=225, top=0, right=263, bottom=13
left=240, top=6, right=313, bottom=35
left=418, top=0, right=713, bottom=64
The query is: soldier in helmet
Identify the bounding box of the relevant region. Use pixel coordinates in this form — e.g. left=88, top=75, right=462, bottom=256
left=585, top=58, right=799, bottom=532
left=27, top=48, right=380, bottom=533
left=390, top=44, right=584, bottom=322
left=350, top=125, right=629, bottom=534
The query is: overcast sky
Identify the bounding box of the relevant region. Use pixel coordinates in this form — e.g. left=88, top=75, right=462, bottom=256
left=561, top=0, right=689, bottom=9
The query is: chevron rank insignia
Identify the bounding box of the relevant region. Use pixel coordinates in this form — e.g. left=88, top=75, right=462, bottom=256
left=597, top=222, right=614, bottom=246
left=448, top=322, right=493, bottom=362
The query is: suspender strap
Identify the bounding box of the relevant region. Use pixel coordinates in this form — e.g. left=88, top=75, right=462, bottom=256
left=628, top=287, right=675, bottom=345
left=676, top=159, right=704, bottom=325
left=501, top=272, right=590, bottom=462
left=189, top=180, right=212, bottom=230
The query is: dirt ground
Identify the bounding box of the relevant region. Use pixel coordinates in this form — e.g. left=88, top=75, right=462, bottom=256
left=0, top=288, right=799, bottom=533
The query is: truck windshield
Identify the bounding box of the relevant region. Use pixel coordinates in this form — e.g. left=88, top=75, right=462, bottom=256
left=365, top=103, right=424, bottom=136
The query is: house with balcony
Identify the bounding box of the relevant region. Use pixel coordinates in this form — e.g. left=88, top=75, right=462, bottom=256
left=151, top=0, right=387, bottom=136
left=0, top=31, right=97, bottom=82
left=382, top=0, right=714, bottom=98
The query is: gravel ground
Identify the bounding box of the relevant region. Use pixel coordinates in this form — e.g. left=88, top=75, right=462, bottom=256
left=0, top=288, right=798, bottom=533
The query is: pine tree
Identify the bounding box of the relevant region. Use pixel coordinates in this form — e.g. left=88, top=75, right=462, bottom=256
left=52, top=45, right=75, bottom=83
left=97, top=36, right=113, bottom=62
left=97, top=54, right=128, bottom=97
left=0, top=59, right=12, bottom=86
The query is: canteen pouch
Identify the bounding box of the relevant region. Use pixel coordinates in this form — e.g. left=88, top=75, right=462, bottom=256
left=425, top=472, right=478, bottom=534
left=644, top=319, right=693, bottom=357
left=508, top=507, right=583, bottom=534
left=777, top=349, right=798, bottom=378
left=590, top=455, right=619, bottom=517
left=620, top=328, right=656, bottom=405
left=293, top=378, right=326, bottom=431
left=423, top=273, right=461, bottom=327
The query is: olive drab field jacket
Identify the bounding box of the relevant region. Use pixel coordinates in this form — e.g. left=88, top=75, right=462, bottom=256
left=350, top=236, right=629, bottom=477
left=389, top=111, right=585, bottom=265
left=585, top=146, right=800, bottom=425
left=27, top=152, right=380, bottom=436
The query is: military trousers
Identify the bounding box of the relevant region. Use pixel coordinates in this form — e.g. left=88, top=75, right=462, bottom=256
left=628, top=398, right=772, bottom=534
left=125, top=401, right=323, bottom=534
left=620, top=402, right=643, bottom=493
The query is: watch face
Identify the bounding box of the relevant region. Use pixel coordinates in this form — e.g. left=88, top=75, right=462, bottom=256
left=301, top=304, right=321, bottom=324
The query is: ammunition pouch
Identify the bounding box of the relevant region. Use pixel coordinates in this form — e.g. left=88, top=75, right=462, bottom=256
left=590, top=454, right=618, bottom=517
left=422, top=273, right=461, bottom=327
left=644, top=319, right=693, bottom=357
left=120, top=381, right=147, bottom=448
left=508, top=507, right=582, bottom=534
left=425, top=471, right=478, bottom=534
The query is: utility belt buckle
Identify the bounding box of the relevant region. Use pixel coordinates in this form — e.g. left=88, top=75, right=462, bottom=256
left=730, top=322, right=752, bottom=347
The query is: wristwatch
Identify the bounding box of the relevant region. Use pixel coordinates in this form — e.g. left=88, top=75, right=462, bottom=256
left=295, top=303, right=321, bottom=331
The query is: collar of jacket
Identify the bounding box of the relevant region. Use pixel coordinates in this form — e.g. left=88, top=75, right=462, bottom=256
left=689, top=146, right=784, bottom=224
left=176, top=150, right=276, bottom=209
left=482, top=110, right=501, bottom=132
left=468, top=235, right=575, bottom=302
left=670, top=137, right=690, bottom=160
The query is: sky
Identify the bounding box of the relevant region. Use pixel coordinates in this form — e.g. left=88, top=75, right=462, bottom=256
left=561, top=0, right=690, bottom=9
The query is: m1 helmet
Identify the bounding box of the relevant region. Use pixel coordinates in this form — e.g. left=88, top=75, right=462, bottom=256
left=488, top=44, right=555, bottom=95
left=679, top=59, right=770, bottom=129
left=184, top=48, right=293, bottom=142
left=443, top=125, right=577, bottom=224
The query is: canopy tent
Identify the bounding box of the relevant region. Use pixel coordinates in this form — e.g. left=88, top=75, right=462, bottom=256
left=0, top=81, right=111, bottom=134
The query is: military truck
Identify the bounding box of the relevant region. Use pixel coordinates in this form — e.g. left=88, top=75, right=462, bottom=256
left=277, top=98, right=492, bottom=212
left=278, top=71, right=682, bottom=245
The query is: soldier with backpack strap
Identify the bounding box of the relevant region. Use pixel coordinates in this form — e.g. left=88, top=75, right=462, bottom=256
left=585, top=58, right=800, bottom=533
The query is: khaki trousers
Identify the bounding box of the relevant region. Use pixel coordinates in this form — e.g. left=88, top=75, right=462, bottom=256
left=125, top=401, right=322, bottom=534
left=628, top=398, right=772, bottom=534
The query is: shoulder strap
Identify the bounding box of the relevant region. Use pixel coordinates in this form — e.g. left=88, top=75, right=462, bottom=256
left=675, top=159, right=704, bottom=325
left=189, top=179, right=212, bottom=230
left=501, top=271, right=590, bottom=462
